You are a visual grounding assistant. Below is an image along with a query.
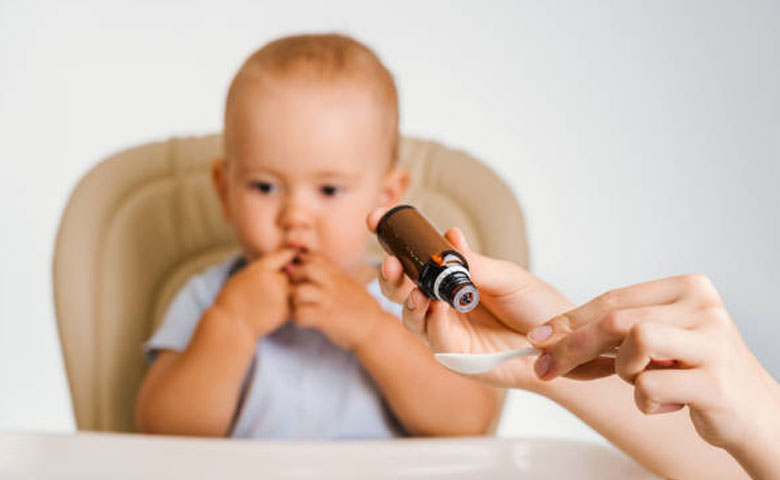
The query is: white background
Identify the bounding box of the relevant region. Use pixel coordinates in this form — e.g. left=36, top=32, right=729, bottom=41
left=1, top=0, right=778, bottom=441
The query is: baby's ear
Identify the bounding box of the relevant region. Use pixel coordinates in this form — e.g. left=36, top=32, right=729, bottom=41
left=211, top=158, right=231, bottom=220
left=380, top=167, right=409, bottom=207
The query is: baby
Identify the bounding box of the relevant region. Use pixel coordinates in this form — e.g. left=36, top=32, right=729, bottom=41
left=135, top=33, right=500, bottom=438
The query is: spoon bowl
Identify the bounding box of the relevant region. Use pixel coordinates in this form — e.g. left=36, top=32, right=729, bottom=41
left=435, top=348, right=620, bottom=375
left=434, top=347, right=542, bottom=375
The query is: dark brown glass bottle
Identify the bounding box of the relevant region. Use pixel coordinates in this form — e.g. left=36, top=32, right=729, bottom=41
left=376, top=205, right=479, bottom=313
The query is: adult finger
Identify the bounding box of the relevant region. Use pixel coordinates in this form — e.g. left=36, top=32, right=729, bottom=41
left=633, top=369, right=713, bottom=415
left=562, top=357, right=616, bottom=380
left=616, top=321, right=707, bottom=384
left=535, top=304, right=682, bottom=380
left=419, top=299, right=455, bottom=351
left=443, top=227, right=472, bottom=254
left=402, top=288, right=431, bottom=341
left=378, top=255, right=416, bottom=304
left=529, top=276, right=702, bottom=350
left=444, top=228, right=572, bottom=322
left=442, top=227, right=510, bottom=293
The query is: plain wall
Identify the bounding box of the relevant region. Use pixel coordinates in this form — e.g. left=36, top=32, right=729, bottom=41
left=0, top=0, right=778, bottom=440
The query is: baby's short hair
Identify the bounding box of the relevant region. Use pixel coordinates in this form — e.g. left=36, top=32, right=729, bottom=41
left=226, top=33, right=399, bottom=164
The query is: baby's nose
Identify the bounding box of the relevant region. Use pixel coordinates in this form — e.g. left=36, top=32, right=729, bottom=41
left=278, top=197, right=314, bottom=229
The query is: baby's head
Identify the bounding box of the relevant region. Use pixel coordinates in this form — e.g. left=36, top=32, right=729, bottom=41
left=214, top=33, right=408, bottom=275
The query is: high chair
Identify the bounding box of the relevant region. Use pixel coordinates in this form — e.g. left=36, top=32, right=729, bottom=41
left=53, top=134, right=529, bottom=433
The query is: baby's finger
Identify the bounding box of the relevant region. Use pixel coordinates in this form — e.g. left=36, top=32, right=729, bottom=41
left=633, top=369, right=712, bottom=415
left=402, top=288, right=431, bottom=341
left=616, top=322, right=706, bottom=384
left=255, top=248, right=298, bottom=271
left=287, top=254, right=332, bottom=285
left=292, top=304, right=318, bottom=329
left=291, top=283, right=322, bottom=306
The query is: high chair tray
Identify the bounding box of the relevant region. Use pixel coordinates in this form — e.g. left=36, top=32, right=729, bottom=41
left=0, top=431, right=660, bottom=479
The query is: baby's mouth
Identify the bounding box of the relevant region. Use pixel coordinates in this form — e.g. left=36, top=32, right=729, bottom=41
left=285, top=244, right=309, bottom=265
left=281, top=245, right=309, bottom=277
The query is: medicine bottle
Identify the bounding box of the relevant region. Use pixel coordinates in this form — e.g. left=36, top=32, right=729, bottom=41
left=376, top=205, right=479, bottom=313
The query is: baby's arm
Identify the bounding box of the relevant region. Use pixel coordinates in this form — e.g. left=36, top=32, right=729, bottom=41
left=354, top=315, right=501, bottom=436
left=135, top=306, right=256, bottom=436
left=136, top=249, right=296, bottom=436
left=287, top=253, right=500, bottom=436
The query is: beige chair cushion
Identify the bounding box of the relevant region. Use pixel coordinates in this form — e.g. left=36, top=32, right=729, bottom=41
left=53, top=134, right=528, bottom=433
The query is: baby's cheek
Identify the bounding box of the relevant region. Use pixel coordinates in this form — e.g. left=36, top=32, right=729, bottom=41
left=234, top=209, right=281, bottom=256
left=325, top=224, right=371, bottom=268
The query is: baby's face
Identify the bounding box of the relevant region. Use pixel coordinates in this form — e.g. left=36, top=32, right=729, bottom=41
left=217, top=78, right=405, bottom=275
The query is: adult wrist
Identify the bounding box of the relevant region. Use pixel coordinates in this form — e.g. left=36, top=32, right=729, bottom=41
left=727, top=424, right=780, bottom=480
left=725, top=396, right=780, bottom=479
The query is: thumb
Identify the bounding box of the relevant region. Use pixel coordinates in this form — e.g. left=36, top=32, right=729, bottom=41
left=443, top=227, right=472, bottom=255
left=442, top=227, right=500, bottom=288
left=444, top=227, right=557, bottom=303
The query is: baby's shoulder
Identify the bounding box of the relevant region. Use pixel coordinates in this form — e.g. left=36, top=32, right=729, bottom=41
left=178, top=254, right=241, bottom=307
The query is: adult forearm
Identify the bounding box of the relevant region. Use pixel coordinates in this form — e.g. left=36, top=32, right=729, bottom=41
left=731, top=433, right=780, bottom=480
left=355, top=316, right=500, bottom=436
left=136, top=307, right=257, bottom=436
left=727, top=389, right=780, bottom=480
left=540, top=375, right=749, bottom=480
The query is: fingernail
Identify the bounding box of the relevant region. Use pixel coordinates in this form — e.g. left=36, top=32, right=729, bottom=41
left=528, top=325, right=553, bottom=344
left=535, top=352, right=553, bottom=379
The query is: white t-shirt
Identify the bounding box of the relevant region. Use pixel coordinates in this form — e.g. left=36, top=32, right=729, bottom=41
left=144, top=255, right=407, bottom=439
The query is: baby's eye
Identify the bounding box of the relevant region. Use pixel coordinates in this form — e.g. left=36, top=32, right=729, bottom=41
left=320, top=185, right=341, bottom=197
left=251, top=181, right=276, bottom=194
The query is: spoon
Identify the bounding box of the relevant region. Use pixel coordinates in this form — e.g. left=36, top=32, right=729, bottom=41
left=434, top=348, right=618, bottom=375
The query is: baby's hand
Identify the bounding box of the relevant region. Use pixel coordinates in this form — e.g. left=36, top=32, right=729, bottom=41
left=213, top=248, right=298, bottom=339
left=528, top=275, right=780, bottom=452
left=287, top=253, right=389, bottom=351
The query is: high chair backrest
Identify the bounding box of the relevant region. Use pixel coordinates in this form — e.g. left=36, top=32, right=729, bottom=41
left=53, top=134, right=529, bottom=432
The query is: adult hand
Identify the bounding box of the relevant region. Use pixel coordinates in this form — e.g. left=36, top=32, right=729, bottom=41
left=527, top=275, right=780, bottom=455
left=366, top=207, right=572, bottom=389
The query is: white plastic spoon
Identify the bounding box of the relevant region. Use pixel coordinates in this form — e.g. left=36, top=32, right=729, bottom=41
left=435, top=348, right=618, bottom=375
